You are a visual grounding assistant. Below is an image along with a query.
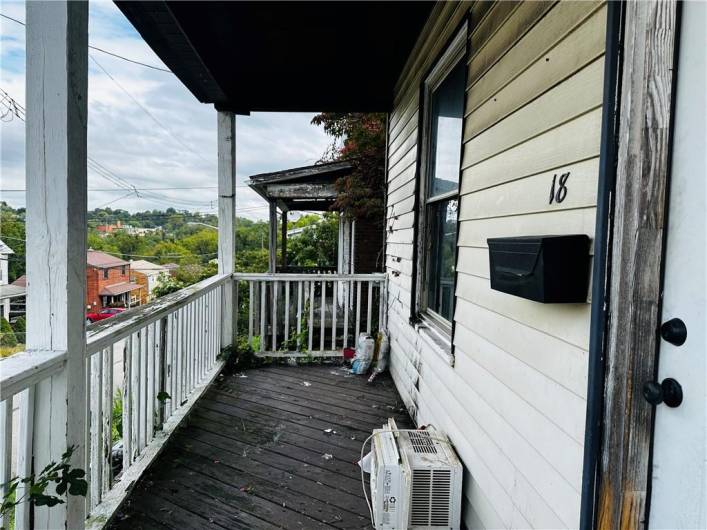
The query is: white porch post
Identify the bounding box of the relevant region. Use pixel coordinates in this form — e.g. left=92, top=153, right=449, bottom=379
left=26, top=1, right=88, bottom=528
left=217, top=111, right=236, bottom=347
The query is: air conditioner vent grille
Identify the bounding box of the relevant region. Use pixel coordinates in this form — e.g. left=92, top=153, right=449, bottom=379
left=408, top=430, right=438, bottom=454
left=410, top=469, right=451, bottom=527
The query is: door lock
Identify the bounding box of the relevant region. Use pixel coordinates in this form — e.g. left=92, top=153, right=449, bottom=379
left=660, top=318, right=687, bottom=346
left=642, top=378, right=683, bottom=407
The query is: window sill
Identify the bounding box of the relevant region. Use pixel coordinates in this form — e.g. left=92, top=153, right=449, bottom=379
left=414, top=316, right=455, bottom=367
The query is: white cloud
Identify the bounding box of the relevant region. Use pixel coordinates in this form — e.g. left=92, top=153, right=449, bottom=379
left=0, top=0, right=332, bottom=221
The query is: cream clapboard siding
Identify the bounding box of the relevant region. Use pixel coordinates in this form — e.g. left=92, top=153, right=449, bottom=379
left=384, top=1, right=607, bottom=528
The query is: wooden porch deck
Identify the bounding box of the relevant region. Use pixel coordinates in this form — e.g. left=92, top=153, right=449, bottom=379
left=108, top=364, right=413, bottom=529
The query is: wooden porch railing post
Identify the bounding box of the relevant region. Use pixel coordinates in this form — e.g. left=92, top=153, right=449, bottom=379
left=25, top=2, right=89, bottom=527
left=217, top=111, right=236, bottom=347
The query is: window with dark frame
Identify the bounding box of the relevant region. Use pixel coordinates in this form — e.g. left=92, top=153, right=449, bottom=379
left=416, top=26, right=466, bottom=335
left=103, top=268, right=109, bottom=280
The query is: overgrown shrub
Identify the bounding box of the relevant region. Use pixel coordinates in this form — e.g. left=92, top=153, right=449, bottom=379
left=0, top=317, right=17, bottom=347
left=219, top=335, right=259, bottom=374
left=11, top=316, right=26, bottom=344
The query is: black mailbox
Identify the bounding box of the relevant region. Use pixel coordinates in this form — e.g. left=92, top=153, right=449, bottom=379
left=487, top=235, right=590, bottom=303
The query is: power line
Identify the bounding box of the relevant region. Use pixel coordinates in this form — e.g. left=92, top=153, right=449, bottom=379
left=0, top=12, right=173, bottom=73
left=89, top=55, right=214, bottom=168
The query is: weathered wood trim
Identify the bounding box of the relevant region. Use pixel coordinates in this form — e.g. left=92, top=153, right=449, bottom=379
left=86, top=273, right=231, bottom=355
left=25, top=2, right=88, bottom=527
left=232, top=272, right=386, bottom=282
left=597, top=1, right=680, bottom=528
left=264, top=183, right=337, bottom=199
left=85, top=360, right=225, bottom=530
left=268, top=201, right=278, bottom=273
left=0, top=349, right=67, bottom=401
left=217, top=111, right=235, bottom=347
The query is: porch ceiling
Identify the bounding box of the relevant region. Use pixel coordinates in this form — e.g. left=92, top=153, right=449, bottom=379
left=115, top=1, right=435, bottom=113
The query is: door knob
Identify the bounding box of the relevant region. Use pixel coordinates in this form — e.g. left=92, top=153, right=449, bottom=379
left=660, top=318, right=687, bottom=346
left=642, top=378, right=683, bottom=407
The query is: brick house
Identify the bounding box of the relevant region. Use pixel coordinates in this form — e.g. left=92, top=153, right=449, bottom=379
left=86, top=250, right=143, bottom=311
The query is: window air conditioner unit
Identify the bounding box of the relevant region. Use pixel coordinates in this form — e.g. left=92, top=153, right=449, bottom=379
left=370, top=420, right=463, bottom=530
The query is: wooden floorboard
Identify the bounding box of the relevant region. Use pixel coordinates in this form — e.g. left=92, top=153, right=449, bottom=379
left=109, top=363, right=411, bottom=529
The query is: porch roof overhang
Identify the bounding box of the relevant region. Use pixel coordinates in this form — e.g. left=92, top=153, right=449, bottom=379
left=114, top=1, right=435, bottom=113
left=248, top=160, right=352, bottom=212
left=99, top=282, right=143, bottom=297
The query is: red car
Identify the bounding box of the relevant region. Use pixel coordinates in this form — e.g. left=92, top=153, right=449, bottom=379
left=86, top=307, right=125, bottom=325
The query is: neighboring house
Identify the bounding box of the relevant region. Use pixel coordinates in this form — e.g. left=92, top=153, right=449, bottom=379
left=129, top=259, right=169, bottom=303
left=0, top=239, right=14, bottom=319
left=162, top=263, right=180, bottom=276
left=86, top=250, right=143, bottom=311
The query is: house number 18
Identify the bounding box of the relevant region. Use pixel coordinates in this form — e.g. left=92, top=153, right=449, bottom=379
left=549, top=172, right=570, bottom=204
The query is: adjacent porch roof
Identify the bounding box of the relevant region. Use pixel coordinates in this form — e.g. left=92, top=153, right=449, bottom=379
left=114, top=1, right=434, bottom=113
left=248, top=160, right=352, bottom=212
left=99, top=282, right=143, bottom=296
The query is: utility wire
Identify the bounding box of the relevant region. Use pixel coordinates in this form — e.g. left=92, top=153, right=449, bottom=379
left=89, top=55, right=214, bottom=168
left=0, top=12, right=173, bottom=73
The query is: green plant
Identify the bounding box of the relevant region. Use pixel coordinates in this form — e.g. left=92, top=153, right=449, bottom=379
left=10, top=316, right=26, bottom=344
left=1, top=446, right=88, bottom=526
left=0, top=317, right=17, bottom=348
left=111, top=391, right=123, bottom=443
left=219, top=336, right=259, bottom=373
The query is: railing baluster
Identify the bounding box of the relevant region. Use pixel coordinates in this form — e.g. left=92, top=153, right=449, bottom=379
left=153, top=320, right=161, bottom=431
left=332, top=280, right=338, bottom=350
left=284, top=281, right=290, bottom=345
left=84, top=356, right=92, bottom=511
left=367, top=281, right=373, bottom=334
left=102, top=346, right=113, bottom=494
left=15, top=386, right=34, bottom=530
left=355, top=281, right=362, bottom=340
left=378, top=281, right=385, bottom=334
left=296, top=281, right=303, bottom=350
left=248, top=281, right=254, bottom=345
left=133, top=331, right=143, bottom=455
left=320, top=280, right=326, bottom=351
left=90, top=350, right=103, bottom=508
left=165, top=315, right=173, bottom=419
left=123, top=334, right=133, bottom=469
left=272, top=280, right=278, bottom=351
left=177, top=308, right=184, bottom=404
left=188, top=302, right=195, bottom=392
left=0, top=399, right=12, bottom=530
left=260, top=281, right=266, bottom=353
left=343, top=280, right=350, bottom=348
left=140, top=326, right=148, bottom=451
left=146, top=324, right=155, bottom=445
left=308, top=281, right=315, bottom=351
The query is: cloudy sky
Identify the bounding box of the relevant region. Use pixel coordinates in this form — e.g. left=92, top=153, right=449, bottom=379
left=1, top=1, right=332, bottom=220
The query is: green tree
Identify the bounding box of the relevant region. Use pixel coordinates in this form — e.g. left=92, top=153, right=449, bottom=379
left=0, top=202, right=26, bottom=281
left=311, top=113, right=387, bottom=219
left=0, top=317, right=18, bottom=347
left=288, top=213, right=338, bottom=267
left=182, top=229, right=218, bottom=261
left=151, top=241, right=194, bottom=264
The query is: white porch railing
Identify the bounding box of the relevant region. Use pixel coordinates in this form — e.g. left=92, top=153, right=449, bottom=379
left=0, top=271, right=385, bottom=529
left=0, top=274, right=231, bottom=529
left=234, top=272, right=387, bottom=357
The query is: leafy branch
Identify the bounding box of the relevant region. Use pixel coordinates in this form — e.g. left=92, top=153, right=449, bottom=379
left=1, top=446, right=88, bottom=525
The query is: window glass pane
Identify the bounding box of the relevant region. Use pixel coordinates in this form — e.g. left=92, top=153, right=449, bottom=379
left=428, top=61, right=465, bottom=198
left=425, top=199, right=457, bottom=321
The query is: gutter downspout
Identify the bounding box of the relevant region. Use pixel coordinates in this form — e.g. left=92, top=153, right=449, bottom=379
left=579, top=2, right=625, bottom=529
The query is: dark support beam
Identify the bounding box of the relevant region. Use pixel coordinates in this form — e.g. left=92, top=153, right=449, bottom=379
left=268, top=201, right=277, bottom=273
left=597, top=1, right=679, bottom=528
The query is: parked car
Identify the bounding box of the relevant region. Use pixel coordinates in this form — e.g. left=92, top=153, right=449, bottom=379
left=86, top=307, right=125, bottom=325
